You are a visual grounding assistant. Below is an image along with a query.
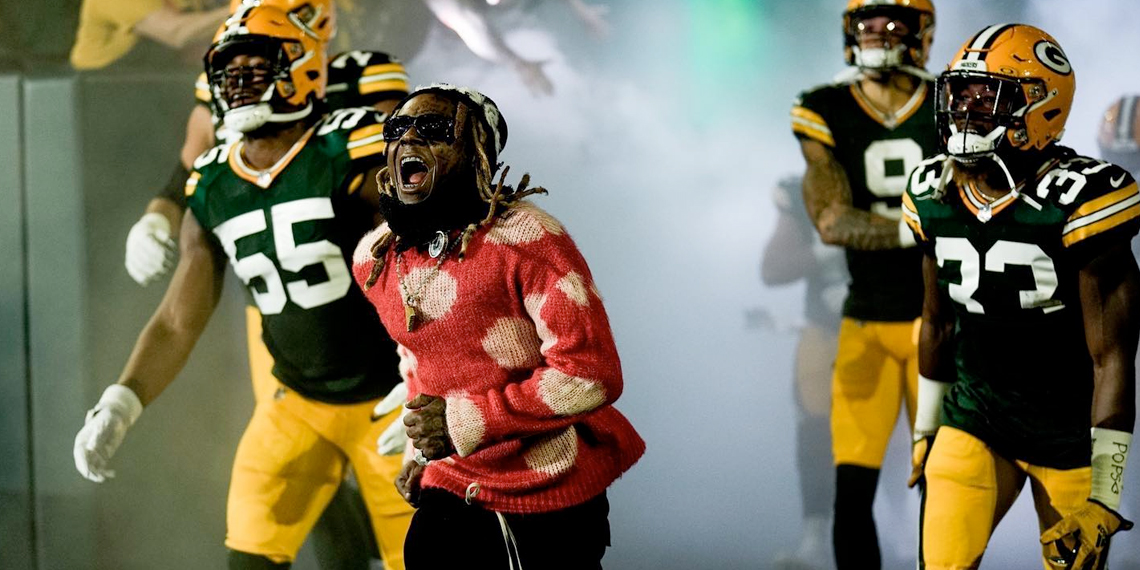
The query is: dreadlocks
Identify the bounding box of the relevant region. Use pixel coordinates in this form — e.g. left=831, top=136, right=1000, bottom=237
left=363, top=98, right=546, bottom=290
left=456, top=114, right=548, bottom=259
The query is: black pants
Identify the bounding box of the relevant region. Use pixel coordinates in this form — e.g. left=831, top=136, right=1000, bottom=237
left=405, top=488, right=611, bottom=570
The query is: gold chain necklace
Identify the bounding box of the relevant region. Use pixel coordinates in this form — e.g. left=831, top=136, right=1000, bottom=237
left=395, top=232, right=457, bottom=332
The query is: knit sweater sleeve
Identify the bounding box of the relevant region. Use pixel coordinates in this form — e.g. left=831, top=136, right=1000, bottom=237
left=445, top=230, right=624, bottom=457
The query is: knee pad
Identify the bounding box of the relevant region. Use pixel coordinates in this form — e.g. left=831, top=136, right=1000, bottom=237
left=227, top=550, right=291, bottom=570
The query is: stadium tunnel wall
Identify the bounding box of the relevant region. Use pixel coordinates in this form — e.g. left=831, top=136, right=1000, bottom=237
left=1, top=70, right=257, bottom=570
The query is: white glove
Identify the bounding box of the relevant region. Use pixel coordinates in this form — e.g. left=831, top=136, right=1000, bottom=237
left=125, top=212, right=177, bottom=286
left=374, top=382, right=409, bottom=456
left=73, top=385, right=143, bottom=483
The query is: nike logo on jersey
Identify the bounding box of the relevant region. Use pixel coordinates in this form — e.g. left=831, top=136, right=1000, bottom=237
left=1111, top=173, right=1127, bottom=187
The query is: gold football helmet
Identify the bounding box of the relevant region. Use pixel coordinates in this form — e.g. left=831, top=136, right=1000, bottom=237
left=206, top=4, right=327, bottom=132
left=938, top=23, right=1074, bottom=161
left=228, top=0, right=337, bottom=43
left=843, top=0, right=935, bottom=71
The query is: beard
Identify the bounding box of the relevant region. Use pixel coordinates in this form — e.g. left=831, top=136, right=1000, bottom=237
left=378, top=168, right=489, bottom=249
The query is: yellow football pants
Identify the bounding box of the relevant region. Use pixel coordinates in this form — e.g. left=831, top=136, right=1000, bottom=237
left=921, top=426, right=1091, bottom=570
left=231, top=307, right=413, bottom=568
left=831, top=318, right=919, bottom=468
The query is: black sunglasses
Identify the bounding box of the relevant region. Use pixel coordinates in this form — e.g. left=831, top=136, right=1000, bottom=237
left=383, top=114, right=455, bottom=143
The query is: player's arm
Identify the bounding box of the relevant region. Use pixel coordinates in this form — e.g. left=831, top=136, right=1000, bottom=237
left=120, top=212, right=227, bottom=405
left=75, top=212, right=226, bottom=482
left=1080, top=240, right=1138, bottom=504
left=908, top=250, right=956, bottom=487
left=761, top=208, right=812, bottom=285
left=1080, top=240, right=1139, bottom=432
left=126, top=105, right=216, bottom=285
left=422, top=0, right=553, bottom=96
left=1040, top=241, right=1138, bottom=562
left=800, top=138, right=907, bottom=250
left=132, top=5, right=229, bottom=52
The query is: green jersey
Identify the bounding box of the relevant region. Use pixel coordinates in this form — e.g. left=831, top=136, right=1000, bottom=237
left=792, top=78, right=939, bottom=321
left=185, top=108, right=399, bottom=403
left=903, top=147, right=1140, bottom=468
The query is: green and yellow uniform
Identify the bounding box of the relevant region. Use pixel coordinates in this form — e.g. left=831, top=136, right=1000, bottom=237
left=792, top=78, right=938, bottom=467
left=902, top=147, right=1140, bottom=568
left=185, top=109, right=413, bottom=567
left=185, top=51, right=409, bottom=402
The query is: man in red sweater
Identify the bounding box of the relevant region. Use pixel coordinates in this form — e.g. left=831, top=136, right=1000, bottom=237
left=351, top=84, right=644, bottom=569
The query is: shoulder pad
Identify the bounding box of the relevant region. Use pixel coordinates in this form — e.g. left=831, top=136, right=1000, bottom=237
left=329, top=50, right=398, bottom=70
left=316, top=107, right=385, bottom=137
left=907, top=154, right=949, bottom=200
left=194, top=71, right=212, bottom=106
left=191, top=140, right=235, bottom=171
left=1033, top=153, right=1135, bottom=209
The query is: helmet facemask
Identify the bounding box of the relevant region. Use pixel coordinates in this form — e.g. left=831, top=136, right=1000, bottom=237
left=844, top=5, right=933, bottom=77
left=937, top=72, right=1035, bottom=163
left=207, top=35, right=316, bottom=133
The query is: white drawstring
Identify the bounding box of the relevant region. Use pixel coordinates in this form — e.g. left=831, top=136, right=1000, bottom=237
left=495, top=511, right=523, bottom=570
left=465, top=482, right=524, bottom=570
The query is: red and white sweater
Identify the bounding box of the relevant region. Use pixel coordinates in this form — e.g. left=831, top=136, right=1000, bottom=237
left=352, top=201, right=645, bottom=514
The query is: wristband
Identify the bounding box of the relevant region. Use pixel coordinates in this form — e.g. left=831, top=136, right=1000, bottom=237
left=913, top=374, right=949, bottom=440
left=94, top=384, right=144, bottom=426
left=1090, top=427, right=1132, bottom=510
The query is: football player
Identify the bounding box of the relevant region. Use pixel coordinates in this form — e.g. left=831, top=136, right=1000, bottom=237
left=903, top=24, right=1137, bottom=570
left=761, top=175, right=848, bottom=569
left=791, top=1, right=937, bottom=567
left=125, top=0, right=409, bottom=290
left=121, top=4, right=411, bottom=566
left=72, top=6, right=414, bottom=569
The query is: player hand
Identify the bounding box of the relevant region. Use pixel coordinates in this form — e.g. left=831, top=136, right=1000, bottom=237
left=395, top=459, right=426, bottom=507
left=1040, top=500, right=1134, bottom=570
left=907, top=434, right=935, bottom=488
left=125, top=212, right=177, bottom=286
left=405, top=394, right=454, bottom=461
left=512, top=58, right=554, bottom=97
left=373, top=382, right=408, bottom=456
left=73, top=385, right=143, bottom=483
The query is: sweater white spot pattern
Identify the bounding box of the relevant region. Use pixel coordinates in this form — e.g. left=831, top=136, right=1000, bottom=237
left=524, top=426, right=579, bottom=476
left=481, top=317, right=542, bottom=369
left=538, top=369, right=606, bottom=416
left=445, top=392, right=485, bottom=457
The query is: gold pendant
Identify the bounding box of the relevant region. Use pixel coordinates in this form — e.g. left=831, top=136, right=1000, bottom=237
left=404, top=304, right=418, bottom=332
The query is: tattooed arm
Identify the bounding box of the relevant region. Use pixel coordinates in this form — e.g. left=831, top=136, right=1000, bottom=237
left=800, top=138, right=904, bottom=250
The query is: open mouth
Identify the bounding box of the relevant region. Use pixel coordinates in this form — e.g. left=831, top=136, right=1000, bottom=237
left=400, top=156, right=431, bottom=188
